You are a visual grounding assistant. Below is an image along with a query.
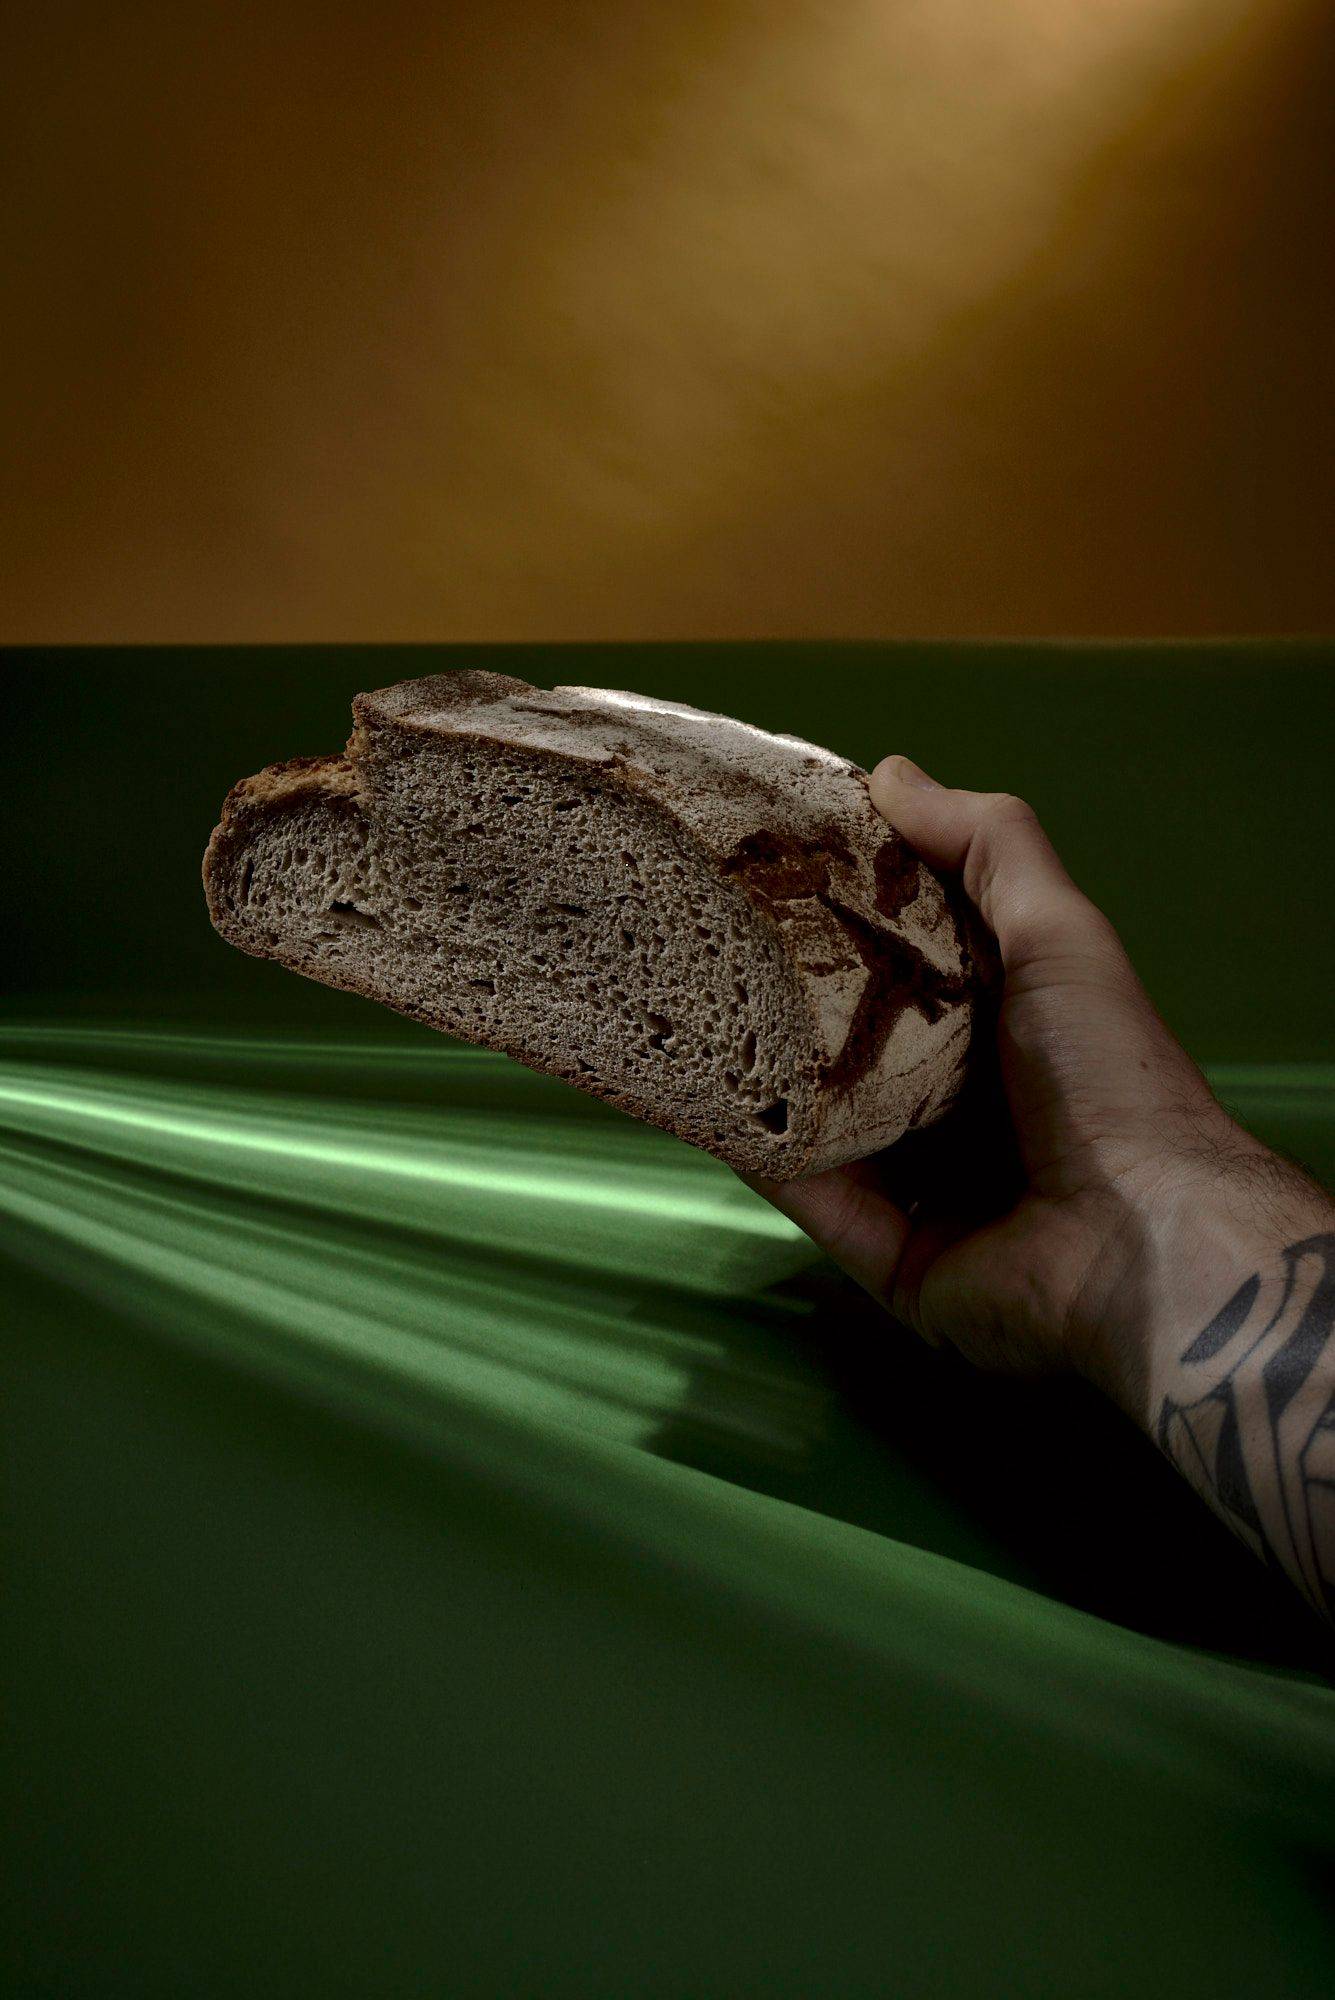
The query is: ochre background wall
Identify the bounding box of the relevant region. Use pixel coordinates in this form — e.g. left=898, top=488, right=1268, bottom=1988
left=3, top=0, right=1331, bottom=643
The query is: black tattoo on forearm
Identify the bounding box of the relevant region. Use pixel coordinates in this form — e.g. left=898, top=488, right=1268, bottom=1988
left=1156, top=1232, right=1335, bottom=1620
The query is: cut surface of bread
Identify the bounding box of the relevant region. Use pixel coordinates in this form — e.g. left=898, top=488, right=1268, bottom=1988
left=203, top=672, right=998, bottom=1179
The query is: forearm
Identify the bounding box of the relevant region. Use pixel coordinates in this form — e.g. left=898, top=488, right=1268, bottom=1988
left=1089, top=1138, right=1335, bottom=1620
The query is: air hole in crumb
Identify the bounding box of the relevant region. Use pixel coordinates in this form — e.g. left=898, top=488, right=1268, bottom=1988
left=754, top=1099, right=789, bottom=1136
left=740, top=1029, right=757, bottom=1071
left=644, top=1012, right=673, bottom=1052
left=551, top=902, right=586, bottom=916
left=238, top=859, right=254, bottom=903
left=735, top=980, right=749, bottom=1004
left=403, top=895, right=423, bottom=912
left=327, top=900, right=381, bottom=929
left=575, top=1058, right=596, bottom=1074
left=468, top=978, right=496, bottom=994
left=620, top=928, right=634, bottom=948
left=554, top=799, right=580, bottom=812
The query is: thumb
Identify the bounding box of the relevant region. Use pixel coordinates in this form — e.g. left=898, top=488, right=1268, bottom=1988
left=869, top=752, right=1221, bottom=1141
left=868, top=756, right=1128, bottom=983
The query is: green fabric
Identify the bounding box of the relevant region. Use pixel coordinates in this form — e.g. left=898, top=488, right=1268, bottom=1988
left=3, top=646, right=1334, bottom=1995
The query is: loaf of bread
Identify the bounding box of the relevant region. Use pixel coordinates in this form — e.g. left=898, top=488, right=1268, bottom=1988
left=203, top=672, right=999, bottom=1179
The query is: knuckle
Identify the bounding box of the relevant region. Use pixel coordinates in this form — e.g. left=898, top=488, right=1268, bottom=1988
left=965, top=808, right=1036, bottom=914
left=980, top=790, right=1037, bottom=826
left=1004, top=892, right=1107, bottom=969
left=997, top=910, right=1058, bottom=970
left=966, top=793, right=1035, bottom=866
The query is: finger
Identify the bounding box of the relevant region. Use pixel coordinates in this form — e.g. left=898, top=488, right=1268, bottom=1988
left=739, top=1161, right=912, bottom=1313
left=885, top=1206, right=974, bottom=1348
left=868, top=757, right=1127, bottom=982
left=894, top=1204, right=1077, bottom=1378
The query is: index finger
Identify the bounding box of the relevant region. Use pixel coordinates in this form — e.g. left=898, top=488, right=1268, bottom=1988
left=739, top=1157, right=912, bottom=1312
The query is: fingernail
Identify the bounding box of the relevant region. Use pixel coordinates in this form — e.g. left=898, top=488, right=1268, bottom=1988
left=883, top=755, right=942, bottom=791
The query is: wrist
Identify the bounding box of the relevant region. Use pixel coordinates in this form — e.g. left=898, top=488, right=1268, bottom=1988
left=1070, top=1122, right=1335, bottom=1429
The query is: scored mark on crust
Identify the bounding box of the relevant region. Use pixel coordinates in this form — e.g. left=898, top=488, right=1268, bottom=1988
left=720, top=825, right=985, bottom=1098
left=873, top=836, right=925, bottom=920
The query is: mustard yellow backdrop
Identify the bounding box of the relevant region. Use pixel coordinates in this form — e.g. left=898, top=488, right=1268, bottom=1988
left=3, top=0, right=1332, bottom=644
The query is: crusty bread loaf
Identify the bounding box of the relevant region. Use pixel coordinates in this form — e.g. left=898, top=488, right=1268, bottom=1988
left=203, top=672, right=999, bottom=1179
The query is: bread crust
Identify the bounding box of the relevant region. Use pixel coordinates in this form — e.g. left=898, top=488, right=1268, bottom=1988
left=204, top=671, right=999, bottom=1175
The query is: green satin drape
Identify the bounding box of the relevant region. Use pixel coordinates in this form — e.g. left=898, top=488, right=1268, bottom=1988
left=4, top=1027, right=1334, bottom=1996
left=4, top=645, right=1333, bottom=1995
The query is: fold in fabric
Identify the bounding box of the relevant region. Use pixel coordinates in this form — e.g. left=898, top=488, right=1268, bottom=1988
left=4, top=1026, right=1335, bottom=1997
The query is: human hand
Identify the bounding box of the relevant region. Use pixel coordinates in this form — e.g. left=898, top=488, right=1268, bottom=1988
left=742, top=757, right=1314, bottom=1416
